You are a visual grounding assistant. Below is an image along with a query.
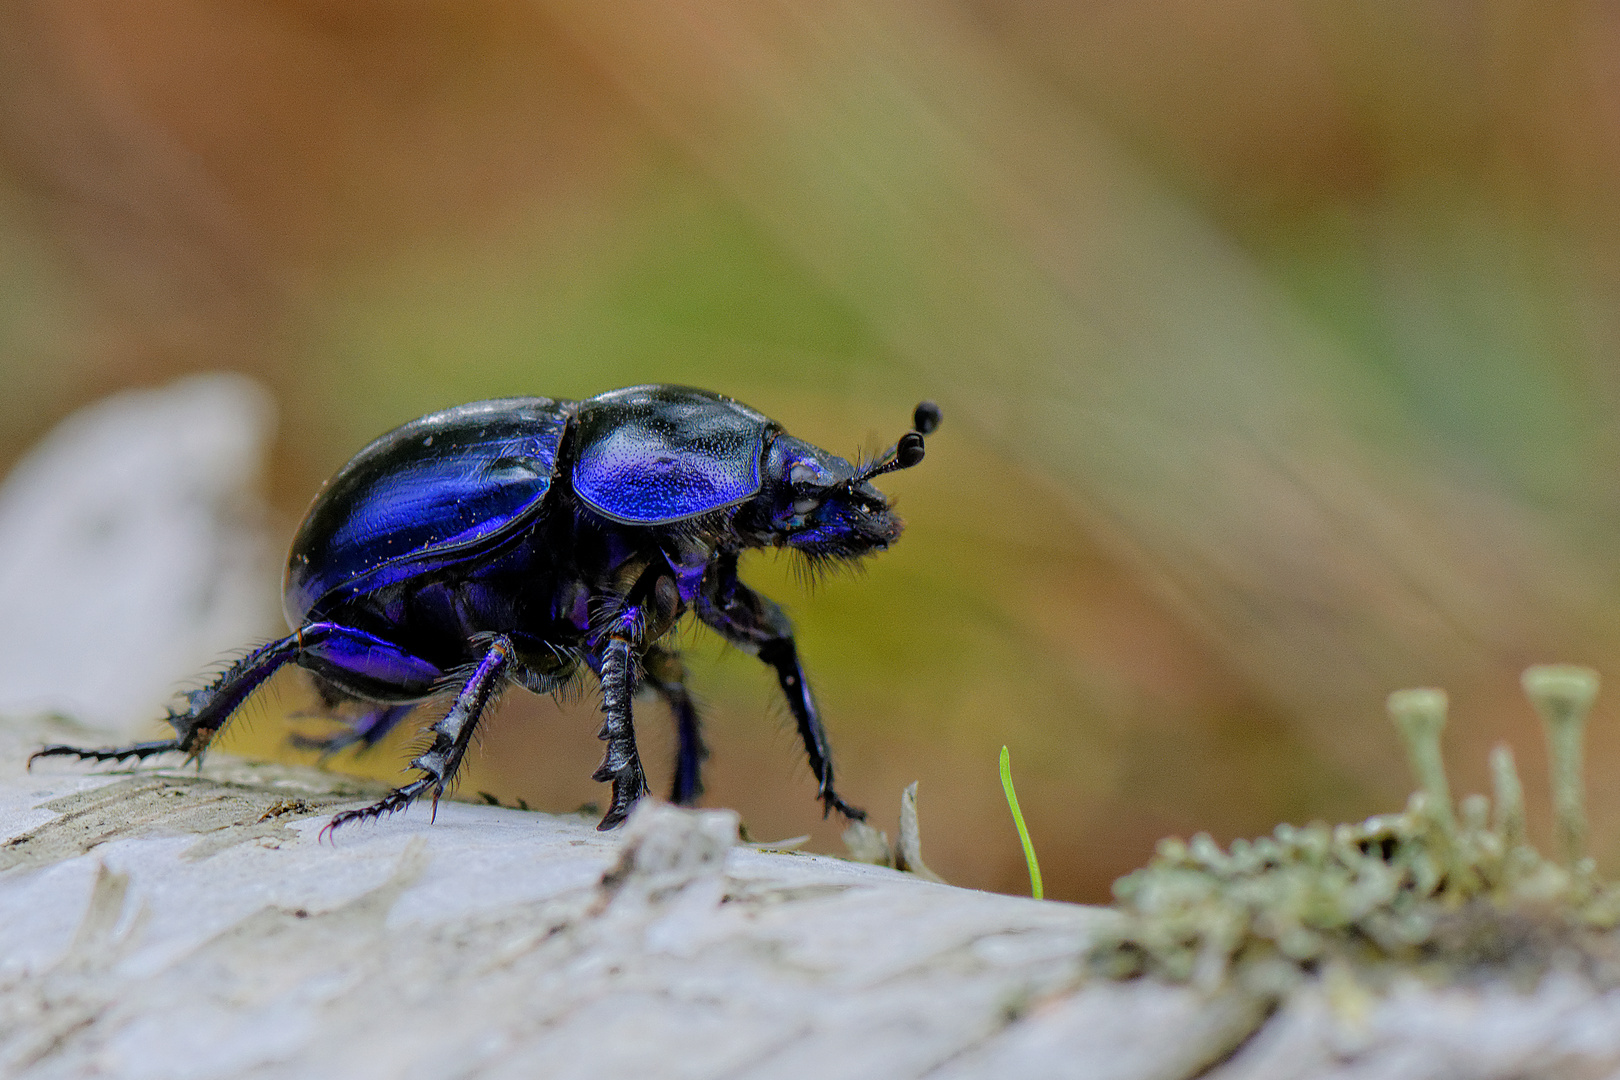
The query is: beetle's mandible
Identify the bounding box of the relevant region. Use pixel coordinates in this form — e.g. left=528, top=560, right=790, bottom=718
left=31, top=385, right=942, bottom=832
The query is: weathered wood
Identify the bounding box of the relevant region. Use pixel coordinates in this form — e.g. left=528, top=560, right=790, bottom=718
left=0, top=714, right=1214, bottom=1080
left=6, top=712, right=1620, bottom=1078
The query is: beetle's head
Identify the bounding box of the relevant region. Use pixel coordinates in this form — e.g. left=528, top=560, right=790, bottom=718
left=750, top=401, right=941, bottom=567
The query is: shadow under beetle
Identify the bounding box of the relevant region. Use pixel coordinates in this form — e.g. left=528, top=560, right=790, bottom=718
left=32, top=385, right=942, bottom=831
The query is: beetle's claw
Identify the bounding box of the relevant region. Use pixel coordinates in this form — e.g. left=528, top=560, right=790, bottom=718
left=596, top=782, right=649, bottom=831
left=822, top=791, right=867, bottom=822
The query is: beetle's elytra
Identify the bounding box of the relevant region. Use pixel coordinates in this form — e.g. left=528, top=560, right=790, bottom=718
left=32, top=385, right=941, bottom=832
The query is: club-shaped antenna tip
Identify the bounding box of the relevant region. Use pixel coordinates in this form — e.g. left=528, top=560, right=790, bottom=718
left=913, top=401, right=942, bottom=435
left=895, top=431, right=926, bottom=469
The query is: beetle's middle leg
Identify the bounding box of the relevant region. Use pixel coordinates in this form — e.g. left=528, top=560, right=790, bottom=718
left=324, top=635, right=513, bottom=834
left=643, top=645, right=707, bottom=805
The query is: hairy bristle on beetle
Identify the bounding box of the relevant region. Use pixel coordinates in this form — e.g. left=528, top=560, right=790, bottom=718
left=787, top=546, right=874, bottom=593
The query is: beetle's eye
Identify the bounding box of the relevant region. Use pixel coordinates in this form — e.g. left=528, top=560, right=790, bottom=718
left=788, top=462, right=822, bottom=516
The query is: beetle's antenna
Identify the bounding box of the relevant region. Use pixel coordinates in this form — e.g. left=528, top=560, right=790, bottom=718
left=851, top=401, right=942, bottom=485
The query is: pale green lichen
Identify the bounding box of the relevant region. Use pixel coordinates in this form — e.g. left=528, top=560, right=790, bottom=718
left=1523, top=664, right=1599, bottom=865
left=1386, top=688, right=1455, bottom=834
left=1091, top=665, right=1620, bottom=991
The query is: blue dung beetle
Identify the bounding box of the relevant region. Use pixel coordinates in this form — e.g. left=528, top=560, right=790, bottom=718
left=32, top=386, right=942, bottom=831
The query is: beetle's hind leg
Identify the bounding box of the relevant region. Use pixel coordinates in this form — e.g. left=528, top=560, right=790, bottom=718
left=323, top=636, right=513, bottom=835
left=30, top=631, right=313, bottom=770
left=643, top=646, right=706, bottom=805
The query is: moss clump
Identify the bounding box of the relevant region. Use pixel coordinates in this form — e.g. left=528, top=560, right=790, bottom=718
left=1091, top=665, right=1620, bottom=992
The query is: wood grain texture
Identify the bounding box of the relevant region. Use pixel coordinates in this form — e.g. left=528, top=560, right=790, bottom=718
left=4, top=710, right=1619, bottom=1079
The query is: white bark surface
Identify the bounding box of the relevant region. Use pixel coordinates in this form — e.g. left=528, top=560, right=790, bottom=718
left=3, top=713, right=1620, bottom=1080
left=0, top=713, right=1249, bottom=1080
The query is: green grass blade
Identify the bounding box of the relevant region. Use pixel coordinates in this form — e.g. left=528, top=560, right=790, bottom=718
left=999, top=745, right=1044, bottom=900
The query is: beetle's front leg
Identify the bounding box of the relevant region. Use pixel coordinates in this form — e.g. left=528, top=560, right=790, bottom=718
left=592, top=635, right=650, bottom=829
left=697, top=554, right=866, bottom=821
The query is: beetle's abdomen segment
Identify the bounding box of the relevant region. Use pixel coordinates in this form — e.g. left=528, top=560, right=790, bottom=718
left=572, top=385, right=775, bottom=525
left=284, top=399, right=569, bottom=624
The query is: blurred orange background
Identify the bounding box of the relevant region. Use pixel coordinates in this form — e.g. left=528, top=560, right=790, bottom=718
left=5, top=1, right=1620, bottom=901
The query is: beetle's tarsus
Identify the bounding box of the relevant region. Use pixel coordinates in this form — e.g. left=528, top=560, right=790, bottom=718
left=321, top=777, right=435, bottom=840
left=30, top=634, right=310, bottom=776
left=28, top=739, right=184, bottom=769
left=824, top=792, right=867, bottom=822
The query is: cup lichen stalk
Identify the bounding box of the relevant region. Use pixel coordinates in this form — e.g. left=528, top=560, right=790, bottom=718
left=1523, top=664, right=1599, bottom=867
left=1489, top=744, right=1526, bottom=850
left=1090, top=664, right=1620, bottom=991
left=1385, top=688, right=1455, bottom=834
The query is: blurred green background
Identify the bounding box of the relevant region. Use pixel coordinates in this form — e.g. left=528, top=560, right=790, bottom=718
left=6, top=1, right=1620, bottom=901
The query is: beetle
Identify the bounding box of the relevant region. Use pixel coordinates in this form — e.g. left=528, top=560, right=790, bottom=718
left=32, top=385, right=941, bottom=832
